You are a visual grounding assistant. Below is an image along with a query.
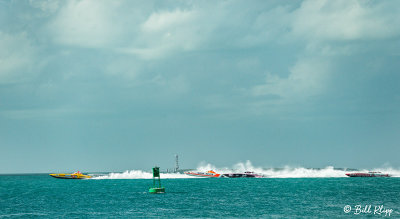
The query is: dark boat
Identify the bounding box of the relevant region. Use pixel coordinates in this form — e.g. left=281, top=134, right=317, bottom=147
left=221, top=171, right=264, bottom=178
left=345, top=172, right=390, bottom=177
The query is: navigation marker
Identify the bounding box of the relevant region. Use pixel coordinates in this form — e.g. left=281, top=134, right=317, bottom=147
left=149, top=167, right=165, bottom=194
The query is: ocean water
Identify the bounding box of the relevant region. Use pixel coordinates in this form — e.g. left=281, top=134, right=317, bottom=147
left=1, top=173, right=399, bottom=218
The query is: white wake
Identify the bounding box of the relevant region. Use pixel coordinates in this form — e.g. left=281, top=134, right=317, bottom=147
left=93, top=170, right=192, bottom=179
left=93, top=161, right=400, bottom=179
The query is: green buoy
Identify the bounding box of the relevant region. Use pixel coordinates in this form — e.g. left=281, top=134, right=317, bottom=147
left=149, top=167, right=165, bottom=194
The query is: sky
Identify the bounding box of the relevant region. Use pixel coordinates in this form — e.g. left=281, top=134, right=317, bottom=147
left=1, top=0, right=400, bottom=173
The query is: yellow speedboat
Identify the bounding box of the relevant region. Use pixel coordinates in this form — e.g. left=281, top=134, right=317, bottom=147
left=49, top=171, right=91, bottom=179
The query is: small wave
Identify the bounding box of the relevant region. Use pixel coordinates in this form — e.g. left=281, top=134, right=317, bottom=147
left=0, top=213, right=48, bottom=217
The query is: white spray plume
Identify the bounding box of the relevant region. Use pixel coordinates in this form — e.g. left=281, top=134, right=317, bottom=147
left=93, top=161, right=400, bottom=179
left=93, top=170, right=192, bottom=179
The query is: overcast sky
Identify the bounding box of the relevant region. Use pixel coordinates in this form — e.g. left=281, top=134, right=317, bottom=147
left=1, top=0, right=400, bottom=173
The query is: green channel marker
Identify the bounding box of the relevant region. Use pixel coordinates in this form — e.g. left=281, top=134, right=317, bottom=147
left=149, top=167, right=165, bottom=194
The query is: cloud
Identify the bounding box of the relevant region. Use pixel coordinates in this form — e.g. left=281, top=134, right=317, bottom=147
left=0, top=32, right=37, bottom=83
left=141, top=9, right=195, bottom=33
left=47, top=0, right=121, bottom=48
left=3, top=0, right=398, bottom=115
left=45, top=1, right=294, bottom=59
left=237, top=5, right=294, bottom=47
left=29, top=0, right=60, bottom=14
left=252, top=58, right=331, bottom=101
left=245, top=0, right=400, bottom=111
left=128, top=9, right=202, bottom=59
left=46, top=0, right=152, bottom=49
left=44, top=0, right=400, bottom=60
left=46, top=1, right=200, bottom=59
left=291, top=0, right=400, bottom=41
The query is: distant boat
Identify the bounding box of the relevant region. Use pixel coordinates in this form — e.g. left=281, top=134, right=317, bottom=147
left=49, top=171, right=92, bottom=179
left=184, top=170, right=221, bottom=178
left=345, top=171, right=390, bottom=177
left=221, top=171, right=264, bottom=178
left=184, top=170, right=264, bottom=178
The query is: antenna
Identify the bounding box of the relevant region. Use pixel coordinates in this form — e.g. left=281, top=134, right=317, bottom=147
left=175, top=154, right=179, bottom=172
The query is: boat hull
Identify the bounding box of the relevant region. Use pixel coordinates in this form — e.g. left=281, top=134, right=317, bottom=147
left=49, top=173, right=91, bottom=179
left=185, top=171, right=264, bottom=178
left=184, top=171, right=221, bottom=178
left=346, top=173, right=390, bottom=177
left=221, top=173, right=263, bottom=178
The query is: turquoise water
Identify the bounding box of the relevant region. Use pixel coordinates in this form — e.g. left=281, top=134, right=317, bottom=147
left=1, top=174, right=399, bottom=218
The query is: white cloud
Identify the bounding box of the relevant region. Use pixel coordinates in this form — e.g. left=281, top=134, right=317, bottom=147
left=0, top=32, right=37, bottom=83
left=47, top=1, right=203, bottom=59
left=291, top=0, right=400, bottom=41
left=116, top=44, right=178, bottom=60
left=47, top=0, right=139, bottom=48
left=48, top=0, right=113, bottom=47
left=238, top=5, right=293, bottom=47
left=132, top=8, right=211, bottom=59
left=246, top=0, right=400, bottom=109
left=141, top=9, right=195, bottom=33
left=252, top=58, right=331, bottom=100
left=44, top=0, right=400, bottom=57
left=29, top=0, right=60, bottom=13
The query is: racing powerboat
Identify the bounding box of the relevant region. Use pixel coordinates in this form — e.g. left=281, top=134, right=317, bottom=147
left=49, top=171, right=92, bottom=179
left=345, top=172, right=390, bottom=177
left=184, top=170, right=264, bottom=178
left=221, top=171, right=264, bottom=178
left=184, top=170, right=221, bottom=178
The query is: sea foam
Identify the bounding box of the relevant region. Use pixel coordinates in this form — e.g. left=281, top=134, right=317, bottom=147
left=93, top=161, right=400, bottom=179
left=93, top=170, right=191, bottom=179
